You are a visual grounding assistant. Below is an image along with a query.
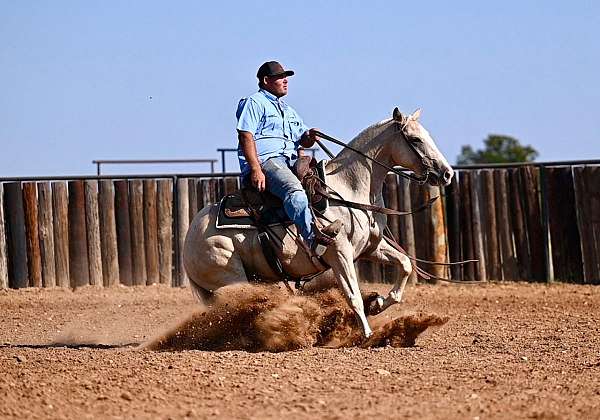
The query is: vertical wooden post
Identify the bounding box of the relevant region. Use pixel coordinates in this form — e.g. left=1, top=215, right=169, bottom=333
left=23, top=182, right=42, bottom=287
left=520, top=166, right=546, bottom=282
left=176, top=178, right=189, bottom=287
left=129, top=179, right=147, bottom=285
left=157, top=179, right=173, bottom=285
left=382, top=174, right=400, bottom=284
left=481, top=170, right=500, bottom=281
left=0, top=183, right=8, bottom=289
left=586, top=166, right=600, bottom=284
left=545, top=167, right=583, bottom=283
left=37, top=182, right=56, bottom=287
left=444, top=175, right=461, bottom=280
left=51, top=182, right=69, bottom=287
left=224, top=177, right=239, bottom=195
left=459, top=172, right=475, bottom=281
left=397, top=177, right=417, bottom=284
left=508, top=169, right=530, bottom=280
left=143, top=179, right=160, bottom=285
left=68, top=180, right=89, bottom=287
left=4, top=182, right=29, bottom=288
left=428, top=184, right=447, bottom=279
left=114, top=180, right=133, bottom=286
left=85, top=181, right=103, bottom=286
left=99, top=180, right=119, bottom=286
left=469, top=172, right=487, bottom=281
left=188, top=178, right=198, bottom=224
left=494, top=169, right=517, bottom=280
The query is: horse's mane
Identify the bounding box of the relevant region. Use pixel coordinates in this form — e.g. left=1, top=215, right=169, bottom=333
left=343, top=117, right=392, bottom=152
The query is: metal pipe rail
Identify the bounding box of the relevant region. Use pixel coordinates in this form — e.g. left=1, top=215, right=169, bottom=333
left=92, top=159, right=219, bottom=176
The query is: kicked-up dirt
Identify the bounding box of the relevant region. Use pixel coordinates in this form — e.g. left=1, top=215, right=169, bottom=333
left=0, top=281, right=599, bottom=419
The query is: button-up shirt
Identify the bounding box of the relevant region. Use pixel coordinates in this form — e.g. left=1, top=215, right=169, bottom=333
left=236, top=89, right=309, bottom=176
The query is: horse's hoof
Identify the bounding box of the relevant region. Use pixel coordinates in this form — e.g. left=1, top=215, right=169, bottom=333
left=364, top=293, right=385, bottom=316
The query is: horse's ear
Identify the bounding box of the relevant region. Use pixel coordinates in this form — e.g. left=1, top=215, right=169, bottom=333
left=410, top=108, right=422, bottom=121
left=393, top=107, right=404, bottom=121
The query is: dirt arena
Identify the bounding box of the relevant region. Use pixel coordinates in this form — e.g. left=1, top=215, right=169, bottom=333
left=1, top=281, right=599, bottom=419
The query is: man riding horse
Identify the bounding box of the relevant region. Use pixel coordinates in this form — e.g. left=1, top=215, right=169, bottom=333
left=236, top=61, right=341, bottom=256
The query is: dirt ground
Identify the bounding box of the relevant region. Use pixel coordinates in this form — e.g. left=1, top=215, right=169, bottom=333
left=1, top=281, right=599, bottom=419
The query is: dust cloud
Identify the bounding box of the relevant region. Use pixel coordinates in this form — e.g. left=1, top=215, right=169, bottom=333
left=143, top=284, right=448, bottom=352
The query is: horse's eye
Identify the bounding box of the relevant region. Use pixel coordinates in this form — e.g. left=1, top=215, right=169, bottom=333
left=408, top=136, right=423, bottom=144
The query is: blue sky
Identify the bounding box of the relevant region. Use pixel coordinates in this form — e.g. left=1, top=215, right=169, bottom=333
left=1, top=1, right=599, bottom=176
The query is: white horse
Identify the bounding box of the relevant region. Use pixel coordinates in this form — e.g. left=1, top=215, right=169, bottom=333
left=183, top=108, right=453, bottom=338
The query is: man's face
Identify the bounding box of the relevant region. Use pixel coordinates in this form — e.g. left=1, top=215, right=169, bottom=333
left=263, top=74, right=288, bottom=97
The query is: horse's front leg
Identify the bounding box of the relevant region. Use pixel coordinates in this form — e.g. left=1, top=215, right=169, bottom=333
left=325, top=242, right=373, bottom=338
left=362, top=238, right=413, bottom=313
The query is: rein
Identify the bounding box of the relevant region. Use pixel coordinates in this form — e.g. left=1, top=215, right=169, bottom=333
left=314, top=130, right=429, bottom=184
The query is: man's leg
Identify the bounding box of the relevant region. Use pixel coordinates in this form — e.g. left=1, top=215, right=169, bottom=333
left=262, top=157, right=314, bottom=243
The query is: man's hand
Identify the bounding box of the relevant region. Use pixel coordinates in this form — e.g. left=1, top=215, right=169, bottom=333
left=250, top=166, right=266, bottom=192
left=300, top=128, right=320, bottom=148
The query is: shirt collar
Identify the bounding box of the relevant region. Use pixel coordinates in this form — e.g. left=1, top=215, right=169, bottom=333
left=259, top=89, right=284, bottom=105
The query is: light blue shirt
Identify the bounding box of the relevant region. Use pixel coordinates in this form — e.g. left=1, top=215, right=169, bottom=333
left=236, top=89, right=309, bottom=176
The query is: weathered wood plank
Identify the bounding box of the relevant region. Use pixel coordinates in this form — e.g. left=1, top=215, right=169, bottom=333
left=383, top=174, right=400, bottom=284
left=508, top=169, right=530, bottom=280
left=573, top=166, right=600, bottom=284
left=23, top=182, right=42, bottom=287
left=143, top=179, right=159, bottom=285
left=114, top=180, right=133, bottom=286
left=586, top=166, right=600, bottom=284
left=4, top=182, right=29, bottom=288
left=469, top=172, right=486, bottom=281
left=68, top=180, right=89, bottom=287
left=494, top=170, right=517, bottom=280
left=481, top=170, right=500, bottom=281
left=176, top=178, right=189, bottom=287
left=129, top=179, right=147, bottom=286
left=397, top=177, right=417, bottom=284
left=224, top=177, right=239, bottom=195
left=444, top=175, right=462, bottom=280
left=520, top=166, right=546, bottom=282
left=0, top=183, right=8, bottom=289
left=188, top=178, right=198, bottom=224
left=99, top=180, right=119, bottom=287
left=37, top=182, right=56, bottom=287
left=459, top=172, right=475, bottom=281
left=545, top=167, right=583, bottom=283
left=157, top=179, right=173, bottom=285
left=85, top=181, right=103, bottom=286
left=51, top=182, right=69, bottom=287
left=410, top=182, right=431, bottom=275
left=428, top=184, right=447, bottom=279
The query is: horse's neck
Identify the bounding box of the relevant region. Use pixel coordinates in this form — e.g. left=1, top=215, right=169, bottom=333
left=326, top=124, right=393, bottom=203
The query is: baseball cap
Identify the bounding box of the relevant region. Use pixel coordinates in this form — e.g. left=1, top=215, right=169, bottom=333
left=256, top=61, right=295, bottom=79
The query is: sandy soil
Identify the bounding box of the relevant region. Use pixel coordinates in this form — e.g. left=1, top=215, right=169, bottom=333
left=1, top=282, right=599, bottom=419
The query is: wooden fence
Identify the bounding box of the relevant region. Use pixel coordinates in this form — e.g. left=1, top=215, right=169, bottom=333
left=358, top=164, right=600, bottom=285
left=0, top=163, right=599, bottom=289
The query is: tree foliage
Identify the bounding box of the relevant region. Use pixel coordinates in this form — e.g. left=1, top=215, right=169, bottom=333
left=456, top=135, right=538, bottom=165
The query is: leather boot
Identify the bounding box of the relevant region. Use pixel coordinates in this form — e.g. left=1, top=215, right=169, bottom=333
left=311, top=219, right=343, bottom=256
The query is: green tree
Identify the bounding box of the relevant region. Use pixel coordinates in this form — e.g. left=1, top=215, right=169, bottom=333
left=457, top=135, right=538, bottom=165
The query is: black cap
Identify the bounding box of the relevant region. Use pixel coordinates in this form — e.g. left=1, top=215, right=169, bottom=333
left=257, top=61, right=295, bottom=79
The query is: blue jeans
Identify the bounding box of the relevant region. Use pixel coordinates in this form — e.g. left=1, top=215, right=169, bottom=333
left=259, top=156, right=314, bottom=244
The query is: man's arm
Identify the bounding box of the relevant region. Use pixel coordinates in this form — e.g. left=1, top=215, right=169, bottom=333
left=238, top=130, right=266, bottom=191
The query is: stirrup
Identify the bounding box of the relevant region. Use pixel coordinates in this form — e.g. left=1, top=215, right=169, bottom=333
left=311, top=219, right=343, bottom=256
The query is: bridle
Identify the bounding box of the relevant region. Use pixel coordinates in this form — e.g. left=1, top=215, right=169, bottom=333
left=313, top=119, right=436, bottom=185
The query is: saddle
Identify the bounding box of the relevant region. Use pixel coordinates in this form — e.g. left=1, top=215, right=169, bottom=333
left=216, top=157, right=328, bottom=229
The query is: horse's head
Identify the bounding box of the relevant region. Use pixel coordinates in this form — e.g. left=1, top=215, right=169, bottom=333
left=389, top=107, right=454, bottom=186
